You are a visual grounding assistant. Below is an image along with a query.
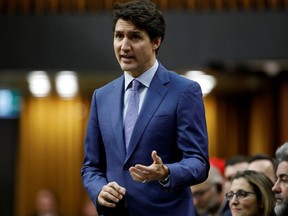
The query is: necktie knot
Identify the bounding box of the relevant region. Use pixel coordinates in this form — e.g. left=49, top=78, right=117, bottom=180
left=131, top=79, right=141, bottom=91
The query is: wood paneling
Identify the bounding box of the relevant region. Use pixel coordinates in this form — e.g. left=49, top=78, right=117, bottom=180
left=204, top=96, right=218, bottom=157
left=248, top=90, right=275, bottom=155
left=15, top=96, right=90, bottom=216
left=1, top=0, right=287, bottom=14
left=279, top=81, right=288, bottom=144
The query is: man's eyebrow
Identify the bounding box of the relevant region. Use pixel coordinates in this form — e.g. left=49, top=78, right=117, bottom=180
left=114, top=30, right=142, bottom=34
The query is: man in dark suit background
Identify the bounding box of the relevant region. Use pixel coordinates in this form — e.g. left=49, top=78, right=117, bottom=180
left=81, top=1, right=209, bottom=215
left=273, top=142, right=288, bottom=216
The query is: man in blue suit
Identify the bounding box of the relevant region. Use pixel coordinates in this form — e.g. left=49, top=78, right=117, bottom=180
left=81, top=1, right=209, bottom=215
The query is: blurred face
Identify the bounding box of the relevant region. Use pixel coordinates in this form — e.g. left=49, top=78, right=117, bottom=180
left=191, top=182, right=220, bottom=215
left=224, top=162, right=249, bottom=193
left=229, top=178, right=259, bottom=216
left=248, top=160, right=276, bottom=183
left=113, top=19, right=161, bottom=77
left=35, top=190, right=57, bottom=213
left=272, top=161, right=288, bottom=216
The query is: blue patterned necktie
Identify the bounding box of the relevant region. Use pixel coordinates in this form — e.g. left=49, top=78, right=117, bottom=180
left=124, top=79, right=141, bottom=150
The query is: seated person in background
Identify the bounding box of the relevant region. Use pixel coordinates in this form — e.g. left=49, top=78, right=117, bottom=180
left=32, top=188, right=60, bottom=216
left=272, top=141, right=288, bottom=216
left=226, top=170, right=276, bottom=216
left=248, top=153, right=276, bottom=183
left=82, top=197, right=99, bottom=216
left=210, top=157, right=225, bottom=176
left=224, top=155, right=249, bottom=193
left=191, top=165, right=232, bottom=216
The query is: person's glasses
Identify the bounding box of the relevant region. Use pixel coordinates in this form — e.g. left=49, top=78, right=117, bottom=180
left=225, top=190, right=255, bottom=201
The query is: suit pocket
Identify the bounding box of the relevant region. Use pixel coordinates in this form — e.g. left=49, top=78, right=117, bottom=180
left=148, top=115, right=173, bottom=129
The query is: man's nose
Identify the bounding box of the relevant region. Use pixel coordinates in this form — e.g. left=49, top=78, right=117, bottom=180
left=121, top=38, right=131, bottom=51
left=272, top=181, right=281, bottom=193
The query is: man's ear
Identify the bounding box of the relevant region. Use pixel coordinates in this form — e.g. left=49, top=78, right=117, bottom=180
left=152, top=37, right=161, bottom=50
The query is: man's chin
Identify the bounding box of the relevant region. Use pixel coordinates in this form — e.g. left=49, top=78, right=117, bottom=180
left=195, top=208, right=206, bottom=215
left=275, top=201, right=288, bottom=216
left=120, top=64, right=134, bottom=72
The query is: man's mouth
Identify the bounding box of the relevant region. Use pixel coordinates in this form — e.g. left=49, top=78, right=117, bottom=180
left=120, top=55, right=134, bottom=63
left=121, top=55, right=132, bottom=59
left=275, top=195, right=283, bottom=203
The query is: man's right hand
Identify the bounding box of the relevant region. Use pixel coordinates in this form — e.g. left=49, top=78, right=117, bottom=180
left=97, top=181, right=126, bottom=208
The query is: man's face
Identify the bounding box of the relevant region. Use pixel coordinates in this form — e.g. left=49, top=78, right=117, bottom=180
left=191, top=182, right=220, bottom=215
left=248, top=159, right=276, bottom=183
left=272, top=161, right=288, bottom=216
left=113, top=19, right=161, bottom=77
left=224, top=162, right=249, bottom=193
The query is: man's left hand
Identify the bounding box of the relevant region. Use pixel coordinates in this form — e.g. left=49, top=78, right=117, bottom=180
left=129, top=150, right=169, bottom=183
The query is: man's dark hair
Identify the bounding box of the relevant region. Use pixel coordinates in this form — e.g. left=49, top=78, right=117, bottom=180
left=112, top=0, right=166, bottom=45
left=225, top=155, right=250, bottom=168
left=249, top=153, right=276, bottom=174
left=249, top=153, right=274, bottom=164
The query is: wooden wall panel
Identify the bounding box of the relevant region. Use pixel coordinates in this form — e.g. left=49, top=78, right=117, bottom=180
left=204, top=96, right=218, bottom=157
left=279, top=81, right=288, bottom=144
left=1, top=0, right=287, bottom=14
left=15, top=96, right=90, bottom=216
left=248, top=90, right=275, bottom=155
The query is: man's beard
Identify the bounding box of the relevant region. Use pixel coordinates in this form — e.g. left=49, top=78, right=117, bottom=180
left=275, top=200, right=288, bottom=216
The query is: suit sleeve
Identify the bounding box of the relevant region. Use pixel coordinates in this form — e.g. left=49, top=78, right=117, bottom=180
left=166, top=81, right=209, bottom=191
left=81, top=90, right=108, bottom=206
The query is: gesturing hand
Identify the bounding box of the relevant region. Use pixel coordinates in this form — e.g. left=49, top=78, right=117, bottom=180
left=129, top=150, right=169, bottom=183
left=97, top=182, right=126, bottom=208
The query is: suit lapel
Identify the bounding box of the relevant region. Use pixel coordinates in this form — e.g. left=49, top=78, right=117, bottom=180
left=125, top=66, right=169, bottom=160
left=109, top=77, right=126, bottom=159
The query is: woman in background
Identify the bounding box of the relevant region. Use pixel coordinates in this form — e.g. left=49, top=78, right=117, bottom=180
left=225, top=170, right=276, bottom=216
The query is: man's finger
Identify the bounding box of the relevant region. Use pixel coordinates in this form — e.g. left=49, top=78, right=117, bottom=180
left=151, top=150, right=162, bottom=164
left=108, top=181, right=126, bottom=195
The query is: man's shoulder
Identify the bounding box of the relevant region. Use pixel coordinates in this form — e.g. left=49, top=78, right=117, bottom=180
left=97, top=76, right=123, bottom=91
left=157, top=63, right=198, bottom=84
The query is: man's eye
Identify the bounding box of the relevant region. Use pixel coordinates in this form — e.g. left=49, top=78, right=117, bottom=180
left=227, top=177, right=232, bottom=182
left=132, top=35, right=141, bottom=40
left=115, top=34, right=123, bottom=39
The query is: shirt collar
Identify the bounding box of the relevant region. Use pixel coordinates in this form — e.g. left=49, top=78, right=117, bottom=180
left=124, top=60, right=159, bottom=90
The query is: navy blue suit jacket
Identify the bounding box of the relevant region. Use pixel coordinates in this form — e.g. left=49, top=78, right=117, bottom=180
left=81, top=64, right=209, bottom=216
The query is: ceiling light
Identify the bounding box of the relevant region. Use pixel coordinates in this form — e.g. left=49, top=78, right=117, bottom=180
left=55, top=71, right=78, bottom=98
left=27, top=71, right=51, bottom=97
left=184, top=70, right=217, bottom=96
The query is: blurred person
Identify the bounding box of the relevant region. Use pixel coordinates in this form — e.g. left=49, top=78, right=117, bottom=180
left=226, top=170, right=276, bottom=216
left=224, top=155, right=249, bottom=193
left=191, top=165, right=232, bottom=216
left=272, top=141, right=288, bottom=216
left=81, top=0, right=209, bottom=216
left=210, top=157, right=225, bottom=176
left=247, top=153, right=276, bottom=183
left=31, top=188, right=60, bottom=216
left=82, top=198, right=99, bottom=216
